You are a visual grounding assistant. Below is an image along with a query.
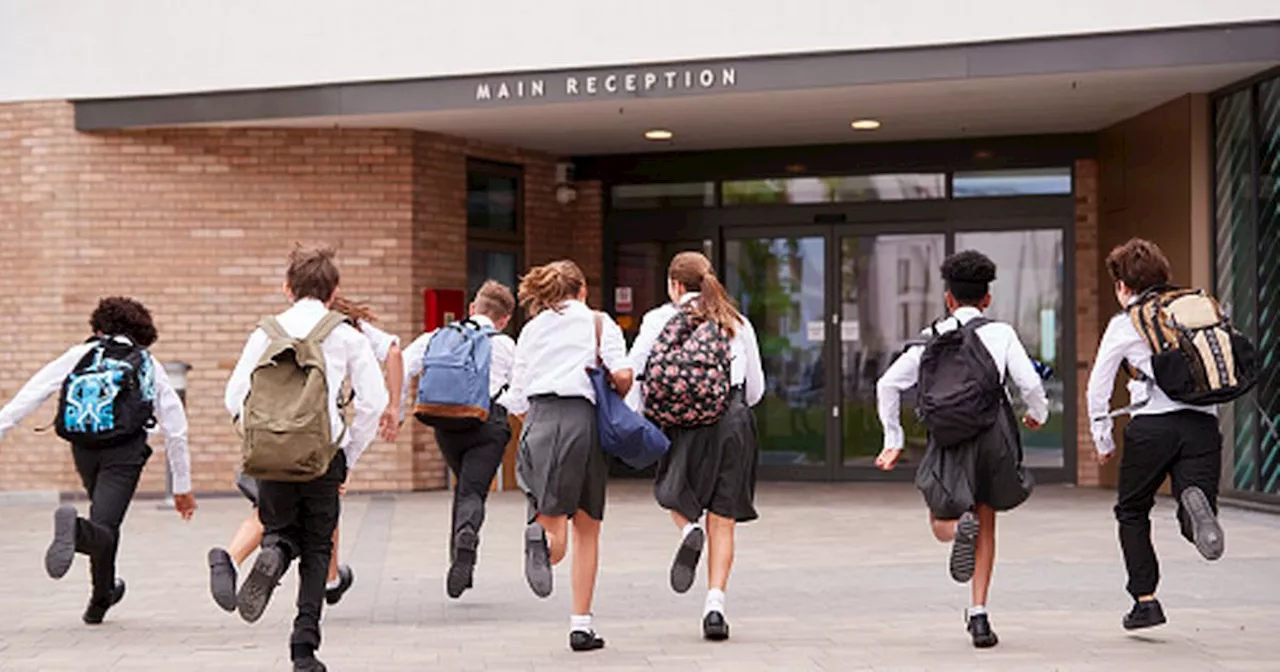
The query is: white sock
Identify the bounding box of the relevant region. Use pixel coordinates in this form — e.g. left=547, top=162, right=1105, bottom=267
left=968, top=605, right=987, bottom=618
left=704, top=588, right=726, bottom=616
left=682, top=522, right=702, bottom=540
left=570, top=613, right=593, bottom=633
left=326, top=577, right=341, bottom=590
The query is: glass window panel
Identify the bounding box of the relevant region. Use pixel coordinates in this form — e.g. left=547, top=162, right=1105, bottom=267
left=611, top=182, right=715, bottom=209
left=722, top=174, right=945, bottom=205
left=467, top=248, right=519, bottom=332
left=1254, top=79, right=1280, bottom=494
left=952, top=168, right=1072, bottom=198
left=467, top=170, right=520, bottom=232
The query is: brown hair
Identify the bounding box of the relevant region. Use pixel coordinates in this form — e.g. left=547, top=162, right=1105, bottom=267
left=90, top=297, right=158, bottom=347
left=519, top=260, right=585, bottom=316
left=286, top=245, right=340, bottom=302
left=332, top=295, right=377, bottom=326
left=1105, top=238, right=1172, bottom=294
left=669, top=251, right=741, bottom=337
left=473, top=279, right=515, bottom=320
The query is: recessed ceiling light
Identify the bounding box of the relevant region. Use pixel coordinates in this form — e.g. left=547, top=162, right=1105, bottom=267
left=850, top=119, right=881, bottom=131
left=784, top=163, right=806, bottom=173
left=644, top=129, right=674, bottom=141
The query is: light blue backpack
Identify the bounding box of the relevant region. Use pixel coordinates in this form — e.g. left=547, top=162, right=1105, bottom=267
left=413, top=319, right=500, bottom=432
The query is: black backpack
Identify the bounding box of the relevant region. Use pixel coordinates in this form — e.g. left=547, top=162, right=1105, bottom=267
left=916, top=317, right=1003, bottom=448
left=55, top=336, right=156, bottom=447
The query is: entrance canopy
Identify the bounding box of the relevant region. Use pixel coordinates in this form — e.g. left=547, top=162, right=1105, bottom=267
left=74, top=23, right=1280, bottom=156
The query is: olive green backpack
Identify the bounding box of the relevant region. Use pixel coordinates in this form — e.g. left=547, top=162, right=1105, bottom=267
left=241, top=311, right=348, bottom=481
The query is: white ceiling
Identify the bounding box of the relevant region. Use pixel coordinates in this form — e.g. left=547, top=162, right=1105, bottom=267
left=222, top=62, right=1275, bottom=155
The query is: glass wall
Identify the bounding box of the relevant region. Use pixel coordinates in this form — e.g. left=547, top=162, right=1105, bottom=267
left=1212, top=71, right=1280, bottom=499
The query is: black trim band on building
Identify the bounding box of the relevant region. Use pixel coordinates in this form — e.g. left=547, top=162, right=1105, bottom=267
left=74, top=21, right=1280, bottom=131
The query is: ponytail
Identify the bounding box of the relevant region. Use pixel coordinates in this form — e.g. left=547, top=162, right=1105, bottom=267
left=332, top=294, right=377, bottom=327
left=668, top=251, right=741, bottom=337
left=519, top=260, right=586, bottom=316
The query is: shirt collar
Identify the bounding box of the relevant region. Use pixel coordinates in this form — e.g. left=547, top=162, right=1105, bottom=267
left=953, top=306, right=984, bottom=322
left=471, top=314, right=495, bottom=329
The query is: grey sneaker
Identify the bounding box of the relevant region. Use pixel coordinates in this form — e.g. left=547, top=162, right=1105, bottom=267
left=523, top=523, right=553, bottom=598
left=45, top=505, right=77, bottom=580
left=1181, top=486, right=1225, bottom=561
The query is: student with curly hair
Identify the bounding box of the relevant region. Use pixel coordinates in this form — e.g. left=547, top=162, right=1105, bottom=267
left=874, top=250, right=1049, bottom=648
left=0, top=297, right=196, bottom=625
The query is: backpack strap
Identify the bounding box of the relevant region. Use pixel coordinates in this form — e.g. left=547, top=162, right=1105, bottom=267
left=592, top=311, right=604, bottom=369
left=259, top=317, right=291, bottom=342
left=305, top=310, right=348, bottom=345
left=960, top=316, right=991, bottom=333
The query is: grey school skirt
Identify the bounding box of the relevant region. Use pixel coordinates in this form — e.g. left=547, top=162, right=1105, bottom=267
left=654, top=389, right=760, bottom=524
left=517, top=395, right=608, bottom=522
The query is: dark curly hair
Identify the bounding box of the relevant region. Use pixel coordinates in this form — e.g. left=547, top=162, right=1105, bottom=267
left=941, top=250, right=997, bottom=305
left=90, top=297, right=158, bottom=347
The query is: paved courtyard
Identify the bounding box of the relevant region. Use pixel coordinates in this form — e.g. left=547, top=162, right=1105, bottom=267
left=1, top=481, right=1278, bottom=671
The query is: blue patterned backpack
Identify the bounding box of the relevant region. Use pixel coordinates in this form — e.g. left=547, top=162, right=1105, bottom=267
left=55, top=336, right=156, bottom=447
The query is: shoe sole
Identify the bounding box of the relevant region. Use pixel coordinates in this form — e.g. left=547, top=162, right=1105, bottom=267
left=570, top=636, right=606, bottom=652
left=326, top=565, right=354, bottom=606
left=704, top=622, right=730, bottom=641
left=236, top=546, right=284, bottom=623
left=448, top=530, right=478, bottom=599
left=524, top=523, right=553, bottom=598
left=1181, top=487, right=1224, bottom=561
left=45, top=506, right=77, bottom=580
left=972, top=633, right=999, bottom=648
left=1123, top=614, right=1168, bottom=631
left=670, top=527, right=704, bottom=594
left=950, top=513, right=979, bottom=583
left=208, top=548, right=237, bottom=612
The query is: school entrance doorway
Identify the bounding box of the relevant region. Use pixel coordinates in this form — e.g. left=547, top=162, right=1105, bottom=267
left=601, top=157, right=1079, bottom=483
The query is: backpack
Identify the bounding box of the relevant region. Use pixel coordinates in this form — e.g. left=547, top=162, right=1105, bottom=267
left=917, top=317, right=1004, bottom=448
left=241, top=311, right=348, bottom=482
left=414, top=319, right=501, bottom=432
left=642, top=303, right=733, bottom=428
left=1125, top=287, right=1259, bottom=405
left=55, top=336, right=156, bottom=447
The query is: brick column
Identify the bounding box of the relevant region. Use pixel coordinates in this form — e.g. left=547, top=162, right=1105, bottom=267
left=1074, top=158, right=1103, bottom=488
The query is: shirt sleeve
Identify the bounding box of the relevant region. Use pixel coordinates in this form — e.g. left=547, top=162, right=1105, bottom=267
left=0, top=345, right=87, bottom=442
left=1002, top=327, right=1050, bottom=425
left=1086, top=316, right=1132, bottom=455
left=398, top=332, right=432, bottom=421
left=344, top=329, right=390, bottom=469
left=739, top=318, right=766, bottom=407
left=506, top=330, right=532, bottom=416
left=491, top=334, right=518, bottom=409
left=224, top=329, right=268, bottom=421
left=599, top=314, right=632, bottom=374
left=875, top=345, right=923, bottom=451
left=624, top=307, right=668, bottom=410
left=358, top=320, right=398, bottom=364
left=150, top=354, right=193, bottom=494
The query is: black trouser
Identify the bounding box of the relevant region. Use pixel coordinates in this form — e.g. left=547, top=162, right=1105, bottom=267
left=258, top=451, right=347, bottom=652
left=435, top=406, right=511, bottom=560
left=1115, top=411, right=1222, bottom=598
left=71, top=435, right=151, bottom=605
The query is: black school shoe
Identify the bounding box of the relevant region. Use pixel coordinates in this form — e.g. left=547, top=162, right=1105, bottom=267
left=670, top=526, right=705, bottom=594
left=703, top=611, right=730, bottom=641
left=524, top=523, right=553, bottom=598
left=447, top=527, right=479, bottom=599
left=569, top=629, right=606, bottom=652
left=237, top=545, right=286, bottom=623
left=45, top=505, right=78, bottom=580
left=83, top=579, right=126, bottom=625
left=1181, top=486, right=1225, bottom=561
left=1123, top=599, right=1167, bottom=630
left=208, top=547, right=238, bottom=612
left=293, top=656, right=327, bottom=672
left=325, top=564, right=355, bottom=605
left=949, top=512, right=979, bottom=583
left=966, top=612, right=999, bottom=648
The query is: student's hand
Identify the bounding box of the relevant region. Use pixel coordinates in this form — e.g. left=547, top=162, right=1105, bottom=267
left=1096, top=450, right=1114, bottom=466
left=875, top=448, right=903, bottom=471
left=338, top=476, right=350, bottom=497
left=174, top=493, right=197, bottom=521
left=1022, top=414, right=1043, bottom=430
left=378, top=407, right=399, bottom=442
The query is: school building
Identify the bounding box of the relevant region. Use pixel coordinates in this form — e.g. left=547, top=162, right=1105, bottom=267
left=0, top=3, right=1277, bottom=505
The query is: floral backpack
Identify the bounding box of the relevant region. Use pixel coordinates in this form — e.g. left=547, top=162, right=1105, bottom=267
left=642, top=303, right=732, bottom=428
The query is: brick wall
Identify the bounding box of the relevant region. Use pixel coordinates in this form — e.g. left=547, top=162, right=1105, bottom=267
left=1073, top=158, right=1103, bottom=488
left=0, top=102, right=594, bottom=495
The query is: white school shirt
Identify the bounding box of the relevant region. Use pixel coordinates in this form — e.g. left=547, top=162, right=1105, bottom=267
left=625, top=293, right=767, bottom=411
left=356, top=320, right=398, bottom=365
left=508, top=300, right=631, bottom=414
left=224, top=298, right=389, bottom=469
left=400, top=314, right=518, bottom=415
left=0, top=336, right=194, bottom=494
left=875, top=306, right=1050, bottom=451
left=1086, top=310, right=1216, bottom=456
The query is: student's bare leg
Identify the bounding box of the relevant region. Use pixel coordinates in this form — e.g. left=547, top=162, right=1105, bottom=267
left=971, top=504, right=996, bottom=608
left=228, top=512, right=265, bottom=566
left=570, top=513, right=600, bottom=616
left=536, top=513, right=570, bottom=565
left=671, top=510, right=690, bottom=531
left=328, top=527, right=340, bottom=583
left=930, top=513, right=958, bottom=542
left=705, top=513, right=735, bottom=591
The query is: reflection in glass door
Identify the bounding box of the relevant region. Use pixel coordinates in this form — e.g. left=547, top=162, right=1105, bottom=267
left=724, top=235, right=826, bottom=467
left=954, top=230, right=1065, bottom=467
left=838, top=234, right=946, bottom=468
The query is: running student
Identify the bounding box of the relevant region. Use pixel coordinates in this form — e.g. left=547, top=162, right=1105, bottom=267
left=208, top=294, right=403, bottom=612
left=875, top=250, right=1048, bottom=649
left=509, top=260, right=632, bottom=652
left=0, top=297, right=196, bottom=625
left=1087, top=238, right=1225, bottom=630
left=402, top=280, right=517, bottom=598
left=627, top=251, right=764, bottom=641
left=224, top=246, right=388, bottom=672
